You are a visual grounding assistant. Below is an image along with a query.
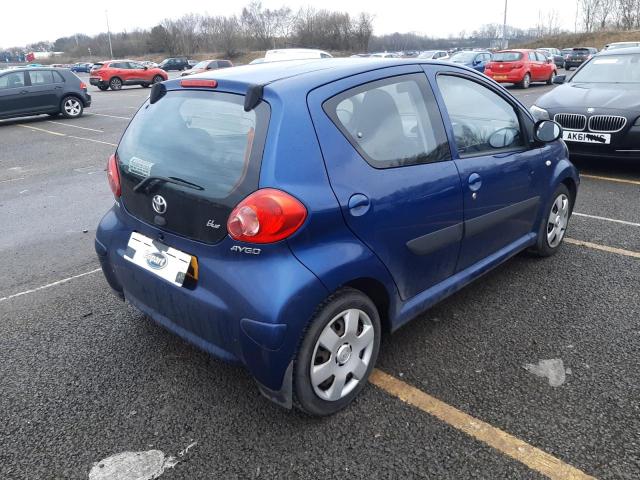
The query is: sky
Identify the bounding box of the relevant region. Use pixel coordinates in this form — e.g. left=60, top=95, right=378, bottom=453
left=3, top=0, right=579, bottom=47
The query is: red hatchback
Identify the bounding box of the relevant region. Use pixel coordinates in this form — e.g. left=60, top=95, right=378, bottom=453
left=485, top=49, right=556, bottom=89
left=90, top=60, right=168, bottom=91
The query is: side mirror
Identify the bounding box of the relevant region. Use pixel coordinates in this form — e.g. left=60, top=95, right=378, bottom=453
left=143, top=66, right=148, bottom=70
left=553, top=75, right=566, bottom=84
left=547, top=58, right=553, bottom=64
left=534, top=120, right=562, bottom=143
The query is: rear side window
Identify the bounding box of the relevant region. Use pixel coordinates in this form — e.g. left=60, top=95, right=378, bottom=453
left=117, top=90, right=269, bottom=199
left=324, top=73, right=450, bottom=168
left=29, top=70, right=55, bottom=85
left=0, top=72, right=25, bottom=89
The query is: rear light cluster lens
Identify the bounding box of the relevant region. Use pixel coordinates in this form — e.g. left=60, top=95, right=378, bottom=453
left=107, top=153, right=121, bottom=198
left=227, top=189, right=307, bottom=244
left=79, top=81, right=87, bottom=89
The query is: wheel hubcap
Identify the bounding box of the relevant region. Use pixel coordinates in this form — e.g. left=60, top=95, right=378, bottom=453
left=310, top=308, right=375, bottom=402
left=547, top=193, right=569, bottom=248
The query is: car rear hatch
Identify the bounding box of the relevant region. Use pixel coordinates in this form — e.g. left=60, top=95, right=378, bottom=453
left=569, top=49, right=590, bottom=60
left=488, top=51, right=523, bottom=71
left=115, top=87, right=270, bottom=244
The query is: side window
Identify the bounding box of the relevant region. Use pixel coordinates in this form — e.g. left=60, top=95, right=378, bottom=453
left=320, top=53, right=331, bottom=58
left=208, top=61, right=218, bottom=69
left=436, top=75, right=524, bottom=157
left=0, top=72, right=25, bottom=89
left=53, top=71, right=65, bottom=83
left=128, top=62, right=143, bottom=69
left=528, top=52, right=537, bottom=61
left=535, top=52, right=547, bottom=62
left=324, top=73, right=450, bottom=168
left=29, top=70, right=55, bottom=85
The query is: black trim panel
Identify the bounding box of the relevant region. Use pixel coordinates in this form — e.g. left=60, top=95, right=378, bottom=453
left=406, top=222, right=464, bottom=256
left=465, top=196, right=540, bottom=238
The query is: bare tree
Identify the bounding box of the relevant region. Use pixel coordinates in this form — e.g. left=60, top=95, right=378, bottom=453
left=580, top=0, right=601, bottom=32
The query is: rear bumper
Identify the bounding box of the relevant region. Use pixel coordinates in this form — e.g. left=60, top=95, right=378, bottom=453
left=89, top=77, right=107, bottom=87
left=95, top=205, right=329, bottom=404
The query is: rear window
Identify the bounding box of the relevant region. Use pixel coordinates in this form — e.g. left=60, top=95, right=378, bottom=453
left=117, top=90, right=269, bottom=200
left=91, top=63, right=104, bottom=70
left=492, top=52, right=522, bottom=62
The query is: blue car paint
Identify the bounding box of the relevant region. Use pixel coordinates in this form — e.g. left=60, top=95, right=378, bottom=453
left=450, top=51, right=491, bottom=73
left=95, top=58, right=579, bottom=408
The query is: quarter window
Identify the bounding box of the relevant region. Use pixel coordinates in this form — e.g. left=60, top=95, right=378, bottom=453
left=0, top=72, right=25, bottom=89
left=436, top=75, right=524, bottom=157
left=324, top=74, right=450, bottom=168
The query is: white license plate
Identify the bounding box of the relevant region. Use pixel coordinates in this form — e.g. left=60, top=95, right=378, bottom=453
left=124, top=232, right=192, bottom=286
left=562, top=131, right=611, bottom=144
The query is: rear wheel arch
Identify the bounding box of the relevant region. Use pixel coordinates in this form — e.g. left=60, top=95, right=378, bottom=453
left=342, top=278, right=391, bottom=334
left=60, top=93, right=84, bottom=108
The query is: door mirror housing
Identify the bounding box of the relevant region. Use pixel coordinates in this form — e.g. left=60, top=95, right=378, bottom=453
left=553, top=75, right=566, bottom=84
left=534, top=120, right=562, bottom=143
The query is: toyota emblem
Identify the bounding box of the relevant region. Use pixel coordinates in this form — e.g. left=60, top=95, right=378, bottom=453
left=152, top=195, right=167, bottom=214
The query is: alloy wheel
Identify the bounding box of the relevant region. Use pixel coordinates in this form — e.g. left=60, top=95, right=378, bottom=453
left=547, top=193, right=570, bottom=248
left=64, top=98, right=81, bottom=117
left=310, top=308, right=375, bottom=402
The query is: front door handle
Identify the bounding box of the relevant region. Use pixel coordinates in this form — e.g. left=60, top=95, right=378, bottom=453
left=468, top=173, right=482, bottom=192
left=348, top=193, right=370, bottom=217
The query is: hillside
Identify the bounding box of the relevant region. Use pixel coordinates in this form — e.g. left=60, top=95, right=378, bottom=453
left=516, top=29, right=640, bottom=49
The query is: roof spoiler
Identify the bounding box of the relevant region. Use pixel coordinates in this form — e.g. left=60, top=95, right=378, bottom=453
left=244, top=84, right=264, bottom=112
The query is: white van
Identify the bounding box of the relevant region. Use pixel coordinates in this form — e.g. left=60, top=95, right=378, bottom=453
left=263, top=49, right=333, bottom=62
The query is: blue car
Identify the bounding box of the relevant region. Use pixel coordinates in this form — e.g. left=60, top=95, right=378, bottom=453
left=449, top=50, right=492, bottom=72
left=96, top=59, right=578, bottom=415
left=70, top=62, right=92, bottom=73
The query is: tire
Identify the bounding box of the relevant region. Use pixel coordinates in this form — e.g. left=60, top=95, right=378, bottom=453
left=109, top=77, right=122, bottom=91
left=532, top=183, right=573, bottom=257
left=98, top=85, right=109, bottom=91
left=547, top=70, right=557, bottom=85
left=152, top=75, right=164, bottom=84
left=141, top=83, right=150, bottom=88
left=519, top=73, right=531, bottom=89
left=293, top=288, right=381, bottom=416
left=60, top=96, right=83, bottom=119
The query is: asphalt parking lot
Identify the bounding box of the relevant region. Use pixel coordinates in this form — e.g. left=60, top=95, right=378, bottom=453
left=1, top=71, right=639, bottom=479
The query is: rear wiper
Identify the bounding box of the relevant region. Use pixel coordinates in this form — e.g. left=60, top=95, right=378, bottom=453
left=133, top=175, right=204, bottom=193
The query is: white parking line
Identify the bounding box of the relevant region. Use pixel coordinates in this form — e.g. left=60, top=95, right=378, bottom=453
left=47, top=120, right=103, bottom=133
left=17, top=124, right=117, bottom=147
left=0, top=268, right=101, bottom=303
left=86, top=113, right=132, bottom=120
left=574, top=212, right=640, bottom=227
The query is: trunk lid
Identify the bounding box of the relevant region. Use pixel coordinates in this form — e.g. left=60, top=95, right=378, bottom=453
left=116, top=89, right=270, bottom=244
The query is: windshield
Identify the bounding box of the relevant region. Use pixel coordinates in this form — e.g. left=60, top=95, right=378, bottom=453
left=607, top=43, right=639, bottom=50
left=571, top=54, right=640, bottom=83
left=492, top=52, right=522, bottom=62
left=193, top=61, right=209, bottom=69
left=450, top=52, right=476, bottom=62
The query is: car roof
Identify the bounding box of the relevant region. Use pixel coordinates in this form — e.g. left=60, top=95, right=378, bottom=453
left=598, top=46, right=640, bottom=55
left=185, top=58, right=479, bottom=95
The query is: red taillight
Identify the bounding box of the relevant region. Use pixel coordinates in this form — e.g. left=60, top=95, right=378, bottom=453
left=79, top=81, right=87, bottom=89
left=107, top=153, right=121, bottom=198
left=180, top=79, right=218, bottom=88
left=227, top=189, right=307, bottom=244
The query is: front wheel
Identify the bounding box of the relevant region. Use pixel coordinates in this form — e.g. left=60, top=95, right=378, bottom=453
left=98, top=85, right=109, bottom=91
left=519, top=73, right=531, bottom=89
left=60, top=96, right=83, bottom=118
left=293, top=288, right=381, bottom=416
left=152, top=75, right=164, bottom=84
left=532, top=184, right=573, bottom=257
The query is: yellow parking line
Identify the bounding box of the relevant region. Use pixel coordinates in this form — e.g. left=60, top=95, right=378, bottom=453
left=370, top=369, right=596, bottom=480
left=581, top=174, right=640, bottom=186
left=565, top=238, right=640, bottom=259
left=18, top=124, right=66, bottom=136
left=47, top=120, right=103, bottom=133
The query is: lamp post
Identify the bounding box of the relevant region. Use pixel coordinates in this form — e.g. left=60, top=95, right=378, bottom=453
left=105, top=10, right=114, bottom=59
left=502, top=0, right=508, bottom=49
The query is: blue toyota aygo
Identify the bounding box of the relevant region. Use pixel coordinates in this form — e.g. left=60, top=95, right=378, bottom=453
left=96, top=58, right=579, bottom=416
